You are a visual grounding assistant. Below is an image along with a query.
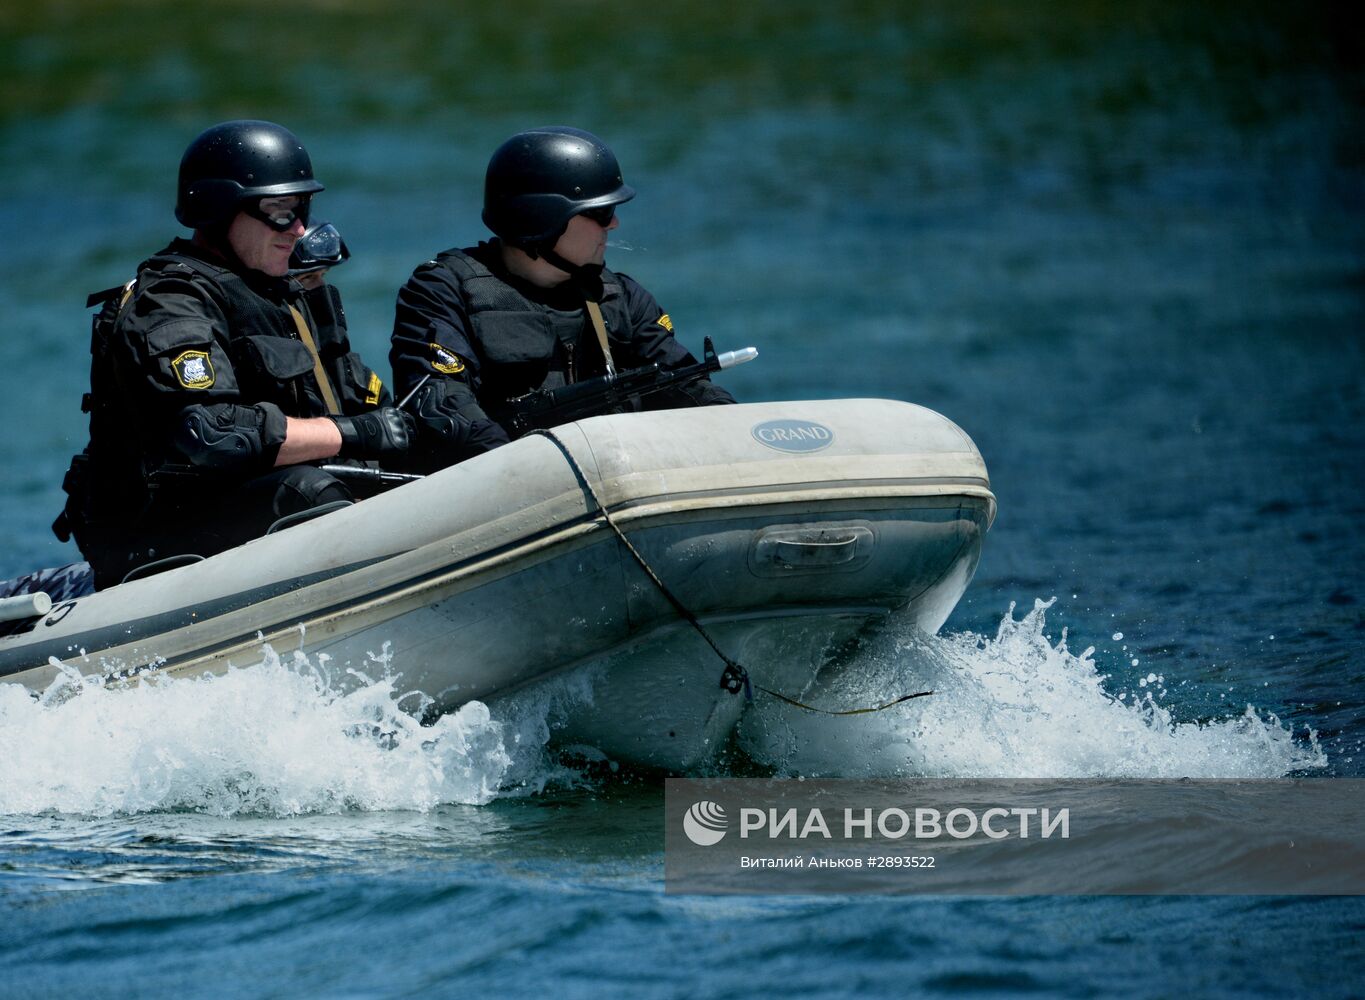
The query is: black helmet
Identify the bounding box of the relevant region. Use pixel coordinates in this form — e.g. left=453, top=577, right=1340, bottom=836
left=175, top=120, right=325, bottom=229
left=482, top=126, right=635, bottom=248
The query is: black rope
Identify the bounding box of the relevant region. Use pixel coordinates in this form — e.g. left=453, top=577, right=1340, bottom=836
left=530, top=428, right=933, bottom=715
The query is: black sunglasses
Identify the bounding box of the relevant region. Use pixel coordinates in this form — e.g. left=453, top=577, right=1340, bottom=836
left=244, top=196, right=311, bottom=233
left=579, top=204, right=617, bottom=227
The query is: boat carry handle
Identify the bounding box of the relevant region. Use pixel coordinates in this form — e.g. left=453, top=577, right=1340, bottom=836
left=750, top=525, right=874, bottom=576
left=121, top=553, right=207, bottom=585
left=266, top=500, right=355, bottom=535
left=773, top=533, right=861, bottom=566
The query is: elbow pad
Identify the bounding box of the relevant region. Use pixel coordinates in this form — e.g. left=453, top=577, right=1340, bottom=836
left=414, top=379, right=509, bottom=446
left=174, top=403, right=288, bottom=471
left=409, top=379, right=509, bottom=467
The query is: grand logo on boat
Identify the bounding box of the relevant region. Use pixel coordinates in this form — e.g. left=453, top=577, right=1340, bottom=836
left=750, top=419, right=835, bottom=453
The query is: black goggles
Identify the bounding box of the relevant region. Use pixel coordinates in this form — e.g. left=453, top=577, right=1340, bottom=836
left=578, top=204, right=617, bottom=226
left=288, top=222, right=350, bottom=274
left=244, top=195, right=311, bottom=233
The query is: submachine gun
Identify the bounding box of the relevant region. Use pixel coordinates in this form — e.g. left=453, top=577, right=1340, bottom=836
left=502, top=337, right=758, bottom=436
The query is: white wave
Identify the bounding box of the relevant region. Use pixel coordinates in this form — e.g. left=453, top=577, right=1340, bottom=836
left=0, top=599, right=1326, bottom=816
left=0, top=644, right=538, bottom=817
left=737, top=598, right=1327, bottom=779
left=486, top=661, right=603, bottom=794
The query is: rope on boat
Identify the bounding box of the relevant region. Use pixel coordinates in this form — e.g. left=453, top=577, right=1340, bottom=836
left=530, top=428, right=933, bottom=716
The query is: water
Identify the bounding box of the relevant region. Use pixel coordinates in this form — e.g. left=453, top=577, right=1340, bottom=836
left=2, top=2, right=1364, bottom=996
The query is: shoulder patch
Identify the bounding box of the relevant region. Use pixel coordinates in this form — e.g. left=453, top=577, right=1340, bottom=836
left=657, top=313, right=673, bottom=332
left=171, top=349, right=215, bottom=390
left=430, top=343, right=466, bottom=375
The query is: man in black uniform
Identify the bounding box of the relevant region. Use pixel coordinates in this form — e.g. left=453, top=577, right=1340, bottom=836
left=56, top=120, right=409, bottom=590
left=390, top=126, right=734, bottom=469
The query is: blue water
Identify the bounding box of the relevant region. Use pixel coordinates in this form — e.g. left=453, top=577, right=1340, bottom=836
left=2, top=2, right=1364, bottom=996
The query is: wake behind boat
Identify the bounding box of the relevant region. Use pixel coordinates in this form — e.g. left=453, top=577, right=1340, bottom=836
left=0, top=398, right=994, bottom=770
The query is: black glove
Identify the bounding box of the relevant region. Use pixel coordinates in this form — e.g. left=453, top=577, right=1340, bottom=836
left=332, top=407, right=410, bottom=460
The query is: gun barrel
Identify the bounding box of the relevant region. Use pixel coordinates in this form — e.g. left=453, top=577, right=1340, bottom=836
left=505, top=344, right=755, bottom=434
left=319, top=464, right=424, bottom=485
left=715, top=347, right=758, bottom=369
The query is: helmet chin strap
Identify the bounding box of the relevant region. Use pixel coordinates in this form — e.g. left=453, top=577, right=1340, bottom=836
left=528, top=246, right=615, bottom=375
left=535, top=246, right=606, bottom=301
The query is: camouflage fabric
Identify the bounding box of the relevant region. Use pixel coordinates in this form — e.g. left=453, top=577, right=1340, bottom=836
left=0, top=562, right=96, bottom=602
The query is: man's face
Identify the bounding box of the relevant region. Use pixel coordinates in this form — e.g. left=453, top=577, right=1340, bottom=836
left=226, top=196, right=309, bottom=276
left=551, top=208, right=619, bottom=269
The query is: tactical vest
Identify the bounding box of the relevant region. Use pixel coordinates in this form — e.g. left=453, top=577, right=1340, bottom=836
left=430, top=249, right=635, bottom=416
left=56, top=248, right=348, bottom=545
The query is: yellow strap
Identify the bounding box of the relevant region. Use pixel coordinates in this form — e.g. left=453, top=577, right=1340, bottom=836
left=287, top=303, right=343, bottom=416
left=585, top=300, right=616, bottom=377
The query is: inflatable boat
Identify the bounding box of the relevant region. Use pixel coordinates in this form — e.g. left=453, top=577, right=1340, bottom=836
left=0, top=399, right=995, bottom=770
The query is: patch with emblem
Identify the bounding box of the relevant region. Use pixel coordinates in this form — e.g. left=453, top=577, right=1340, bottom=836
left=430, top=343, right=466, bottom=375
left=365, top=371, right=383, bottom=406
left=171, top=349, right=215, bottom=389
left=657, top=313, right=673, bottom=332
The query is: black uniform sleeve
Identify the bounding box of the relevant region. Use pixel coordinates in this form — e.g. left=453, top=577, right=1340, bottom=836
left=112, top=271, right=288, bottom=472
left=614, top=274, right=737, bottom=409
left=389, top=260, right=510, bottom=462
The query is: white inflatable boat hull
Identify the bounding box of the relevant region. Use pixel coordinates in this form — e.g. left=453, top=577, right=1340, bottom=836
left=0, top=399, right=995, bottom=770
